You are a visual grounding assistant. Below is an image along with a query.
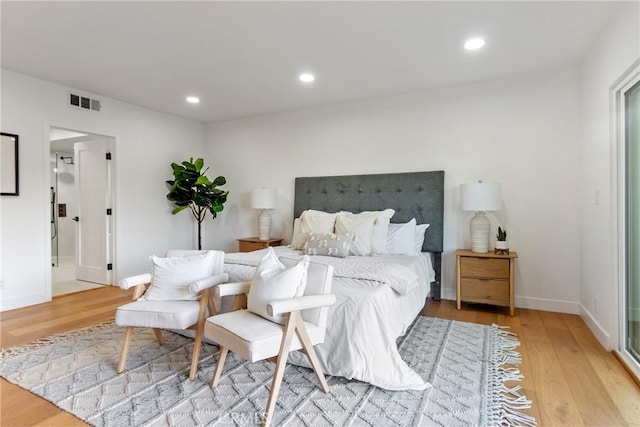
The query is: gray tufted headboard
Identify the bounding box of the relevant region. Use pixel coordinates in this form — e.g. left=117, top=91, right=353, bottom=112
left=294, top=171, right=444, bottom=299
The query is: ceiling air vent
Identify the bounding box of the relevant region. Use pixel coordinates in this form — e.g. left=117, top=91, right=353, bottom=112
left=68, top=92, right=101, bottom=112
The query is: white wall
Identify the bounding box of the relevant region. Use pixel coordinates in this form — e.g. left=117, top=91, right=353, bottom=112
left=0, top=70, right=206, bottom=311
left=205, top=66, right=582, bottom=313
left=579, top=1, right=640, bottom=349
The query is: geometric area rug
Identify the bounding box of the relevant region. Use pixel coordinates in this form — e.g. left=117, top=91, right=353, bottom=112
left=0, top=317, right=536, bottom=426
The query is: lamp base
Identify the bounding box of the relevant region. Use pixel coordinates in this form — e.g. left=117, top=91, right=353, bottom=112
left=470, top=211, right=490, bottom=253
left=257, top=210, right=272, bottom=241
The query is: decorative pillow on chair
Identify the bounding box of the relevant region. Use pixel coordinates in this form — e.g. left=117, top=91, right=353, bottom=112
left=143, top=251, right=216, bottom=301
left=247, top=247, right=310, bottom=324
left=303, top=232, right=353, bottom=257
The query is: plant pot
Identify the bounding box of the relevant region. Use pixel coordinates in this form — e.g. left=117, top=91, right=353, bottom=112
left=495, top=241, right=509, bottom=250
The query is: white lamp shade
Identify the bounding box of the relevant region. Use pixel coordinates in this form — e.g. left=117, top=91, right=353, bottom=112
left=460, top=182, right=502, bottom=212
left=251, top=188, right=277, bottom=210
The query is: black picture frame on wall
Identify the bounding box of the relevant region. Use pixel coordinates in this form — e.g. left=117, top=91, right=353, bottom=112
left=1, top=132, right=19, bottom=196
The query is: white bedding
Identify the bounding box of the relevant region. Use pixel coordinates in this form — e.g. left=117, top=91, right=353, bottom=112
left=224, top=246, right=434, bottom=391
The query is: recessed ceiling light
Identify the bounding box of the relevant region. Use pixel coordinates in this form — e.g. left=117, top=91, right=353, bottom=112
left=464, top=38, right=486, bottom=50
left=186, top=96, right=200, bottom=104
left=299, top=73, right=315, bottom=83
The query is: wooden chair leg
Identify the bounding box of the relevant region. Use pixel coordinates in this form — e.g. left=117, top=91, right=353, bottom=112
left=294, top=312, right=330, bottom=393
left=263, top=314, right=296, bottom=427
left=211, top=347, right=229, bottom=387
left=190, top=329, right=204, bottom=380
left=117, top=326, right=133, bottom=373
left=190, top=297, right=210, bottom=380
left=153, top=328, right=164, bottom=345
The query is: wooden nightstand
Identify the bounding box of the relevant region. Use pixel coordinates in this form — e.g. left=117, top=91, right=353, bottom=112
left=455, top=249, right=518, bottom=316
left=237, top=237, right=283, bottom=253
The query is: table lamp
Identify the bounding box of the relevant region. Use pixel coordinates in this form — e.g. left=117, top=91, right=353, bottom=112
left=460, top=181, right=502, bottom=253
left=251, top=188, right=277, bottom=240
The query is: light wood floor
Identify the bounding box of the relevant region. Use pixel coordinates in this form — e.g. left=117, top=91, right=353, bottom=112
left=1, top=286, right=639, bottom=426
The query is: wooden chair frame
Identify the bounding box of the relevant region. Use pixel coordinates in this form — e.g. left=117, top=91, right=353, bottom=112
left=207, top=276, right=335, bottom=427
left=117, top=278, right=223, bottom=380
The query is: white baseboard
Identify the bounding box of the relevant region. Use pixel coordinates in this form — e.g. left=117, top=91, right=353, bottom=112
left=580, top=304, right=612, bottom=350
left=440, top=289, right=581, bottom=314
left=514, top=295, right=580, bottom=314
left=440, top=288, right=612, bottom=349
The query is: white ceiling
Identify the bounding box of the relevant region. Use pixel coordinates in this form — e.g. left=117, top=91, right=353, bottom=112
left=1, top=1, right=617, bottom=123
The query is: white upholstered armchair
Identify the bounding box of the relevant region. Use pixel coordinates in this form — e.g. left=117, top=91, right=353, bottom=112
left=204, top=254, right=335, bottom=427
left=115, top=249, right=228, bottom=380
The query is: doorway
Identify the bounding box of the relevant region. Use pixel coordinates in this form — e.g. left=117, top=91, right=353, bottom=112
left=49, top=127, right=115, bottom=297
left=614, top=59, right=640, bottom=380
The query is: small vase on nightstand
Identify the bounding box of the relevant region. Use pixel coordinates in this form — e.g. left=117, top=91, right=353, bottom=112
left=495, top=240, right=509, bottom=254
left=495, top=226, right=509, bottom=254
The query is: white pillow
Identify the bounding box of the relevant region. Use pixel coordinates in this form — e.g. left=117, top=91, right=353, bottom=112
left=387, top=218, right=430, bottom=255
left=291, top=210, right=338, bottom=250
left=247, top=247, right=309, bottom=324
left=386, top=219, right=417, bottom=255
left=361, top=209, right=395, bottom=254
left=335, top=212, right=377, bottom=256
left=415, top=223, right=430, bottom=253
left=143, top=252, right=216, bottom=301
left=291, top=218, right=305, bottom=249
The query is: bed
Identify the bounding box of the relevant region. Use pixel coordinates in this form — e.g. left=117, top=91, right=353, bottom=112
left=224, top=171, right=444, bottom=391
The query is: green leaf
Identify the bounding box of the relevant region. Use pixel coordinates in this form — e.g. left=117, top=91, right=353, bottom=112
left=195, top=175, right=211, bottom=186
left=211, top=200, right=224, bottom=212
left=194, top=158, right=204, bottom=172
left=172, top=205, right=189, bottom=215
left=212, top=176, right=226, bottom=186
left=182, top=160, right=196, bottom=171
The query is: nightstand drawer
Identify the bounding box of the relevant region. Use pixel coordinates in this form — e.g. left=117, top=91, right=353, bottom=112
left=239, top=241, right=270, bottom=252
left=237, top=237, right=283, bottom=253
left=459, top=278, right=509, bottom=306
left=460, top=257, right=509, bottom=279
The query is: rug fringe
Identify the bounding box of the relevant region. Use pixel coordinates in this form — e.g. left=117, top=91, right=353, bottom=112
left=0, top=321, right=115, bottom=358
left=486, top=324, right=537, bottom=427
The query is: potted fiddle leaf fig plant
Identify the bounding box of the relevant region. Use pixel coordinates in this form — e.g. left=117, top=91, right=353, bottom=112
left=166, top=158, right=229, bottom=250
left=495, top=226, right=508, bottom=251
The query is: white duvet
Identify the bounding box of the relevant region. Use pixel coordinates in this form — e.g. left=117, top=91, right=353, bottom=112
left=224, top=247, right=434, bottom=391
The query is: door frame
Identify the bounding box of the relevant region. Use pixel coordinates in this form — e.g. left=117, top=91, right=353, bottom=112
left=611, top=58, right=640, bottom=380
left=45, top=122, right=117, bottom=298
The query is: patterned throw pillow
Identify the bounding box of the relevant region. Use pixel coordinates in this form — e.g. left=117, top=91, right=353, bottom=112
left=291, top=210, right=339, bottom=249
left=303, top=232, right=354, bottom=258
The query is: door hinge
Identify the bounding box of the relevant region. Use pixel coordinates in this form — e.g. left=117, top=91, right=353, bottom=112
left=105, top=152, right=112, bottom=160
left=106, top=208, right=112, bottom=215
left=107, top=263, right=113, bottom=271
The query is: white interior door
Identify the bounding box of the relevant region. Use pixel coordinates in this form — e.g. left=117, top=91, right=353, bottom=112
left=74, top=139, right=113, bottom=284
